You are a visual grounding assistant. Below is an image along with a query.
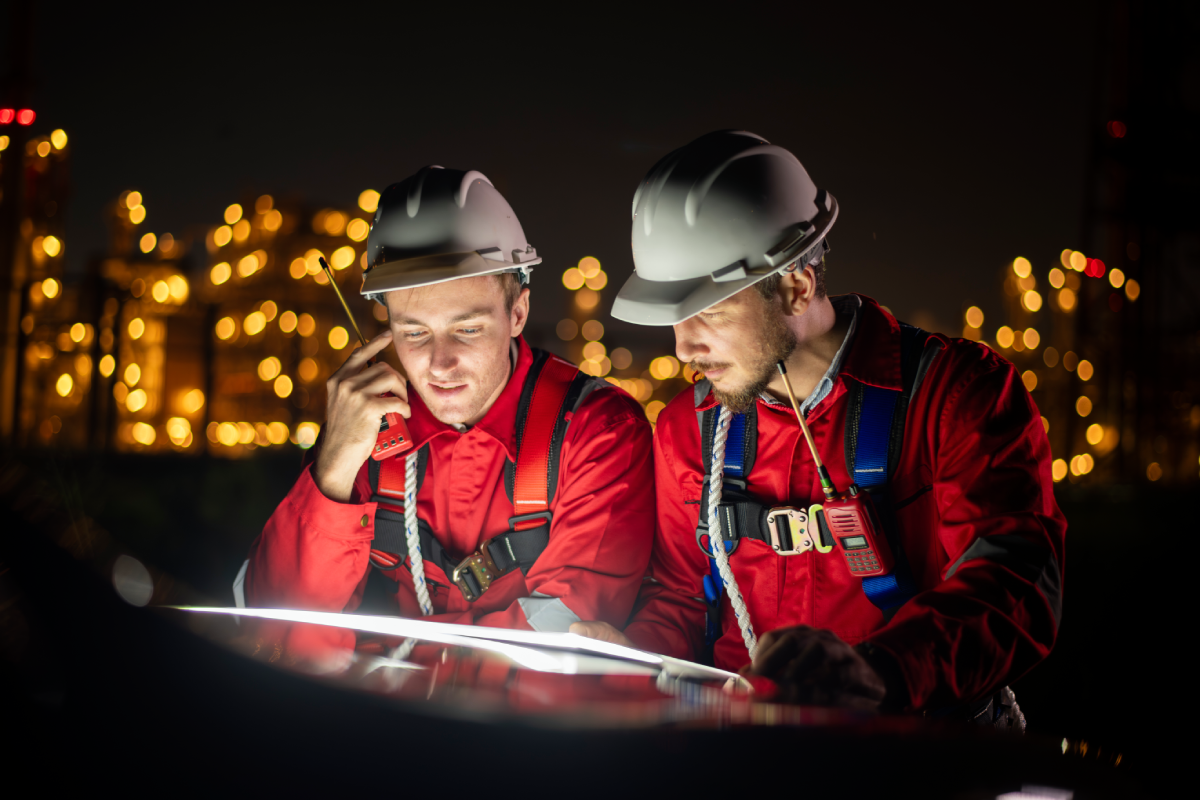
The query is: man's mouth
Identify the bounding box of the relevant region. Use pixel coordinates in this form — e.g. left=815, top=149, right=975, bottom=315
left=428, top=382, right=468, bottom=397
left=691, top=362, right=732, bottom=380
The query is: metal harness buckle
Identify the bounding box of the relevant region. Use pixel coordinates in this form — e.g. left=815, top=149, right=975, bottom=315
left=451, top=538, right=502, bottom=602
left=767, top=506, right=816, bottom=555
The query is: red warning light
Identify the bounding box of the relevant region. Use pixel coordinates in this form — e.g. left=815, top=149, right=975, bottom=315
left=15, top=109, right=35, bottom=126
left=1107, top=120, right=1126, bottom=139
left=0, top=109, right=14, bottom=125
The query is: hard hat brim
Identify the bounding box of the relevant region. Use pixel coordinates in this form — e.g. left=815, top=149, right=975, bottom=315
left=360, top=251, right=541, bottom=303
left=614, top=193, right=837, bottom=326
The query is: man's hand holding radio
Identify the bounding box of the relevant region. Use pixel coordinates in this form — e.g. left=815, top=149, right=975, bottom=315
left=742, top=626, right=888, bottom=710
left=313, top=329, right=410, bottom=503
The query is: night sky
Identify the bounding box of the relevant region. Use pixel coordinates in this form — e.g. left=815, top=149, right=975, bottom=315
left=19, top=2, right=1097, bottom=348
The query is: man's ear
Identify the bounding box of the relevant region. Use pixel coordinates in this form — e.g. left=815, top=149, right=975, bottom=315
left=509, top=287, right=531, bottom=337
left=780, top=265, right=818, bottom=317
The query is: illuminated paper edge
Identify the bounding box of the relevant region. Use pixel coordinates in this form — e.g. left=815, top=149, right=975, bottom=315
left=172, top=606, right=744, bottom=685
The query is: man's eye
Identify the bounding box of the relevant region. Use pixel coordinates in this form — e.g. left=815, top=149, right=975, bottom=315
left=459, top=328, right=482, bottom=335
left=402, top=331, right=426, bottom=339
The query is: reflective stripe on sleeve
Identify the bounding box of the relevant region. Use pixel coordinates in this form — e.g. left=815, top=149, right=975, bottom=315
left=517, top=592, right=583, bottom=632
left=945, top=534, right=1062, bottom=627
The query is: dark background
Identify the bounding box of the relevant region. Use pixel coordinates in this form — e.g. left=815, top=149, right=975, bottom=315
left=27, top=1, right=1099, bottom=342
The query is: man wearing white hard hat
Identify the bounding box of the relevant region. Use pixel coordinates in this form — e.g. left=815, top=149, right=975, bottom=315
left=243, top=166, right=654, bottom=660
left=573, top=132, right=1064, bottom=723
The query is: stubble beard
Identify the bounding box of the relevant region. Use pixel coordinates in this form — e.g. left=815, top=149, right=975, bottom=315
left=692, top=307, right=796, bottom=414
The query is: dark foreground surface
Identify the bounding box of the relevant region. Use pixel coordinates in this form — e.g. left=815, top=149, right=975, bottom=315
left=0, top=451, right=1180, bottom=795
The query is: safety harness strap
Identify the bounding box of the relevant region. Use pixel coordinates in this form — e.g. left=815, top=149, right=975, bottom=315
left=847, top=323, right=944, bottom=614
left=369, top=347, right=597, bottom=603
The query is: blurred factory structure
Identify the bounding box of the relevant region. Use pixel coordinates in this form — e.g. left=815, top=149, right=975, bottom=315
left=0, top=32, right=1195, bottom=483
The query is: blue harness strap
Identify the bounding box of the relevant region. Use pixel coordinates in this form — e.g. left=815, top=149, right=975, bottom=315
left=854, top=385, right=918, bottom=612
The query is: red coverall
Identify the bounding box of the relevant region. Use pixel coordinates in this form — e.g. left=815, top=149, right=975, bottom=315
left=246, top=336, right=655, bottom=654
left=625, top=295, right=1066, bottom=710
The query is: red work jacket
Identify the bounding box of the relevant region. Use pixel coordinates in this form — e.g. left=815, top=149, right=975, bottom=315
left=246, top=336, right=655, bottom=654
left=625, top=295, right=1066, bottom=710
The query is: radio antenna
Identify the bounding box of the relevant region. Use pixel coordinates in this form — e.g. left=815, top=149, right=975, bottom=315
left=319, top=257, right=368, bottom=348
left=777, top=361, right=836, bottom=500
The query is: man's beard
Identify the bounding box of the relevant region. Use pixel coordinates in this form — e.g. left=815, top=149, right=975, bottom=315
left=691, top=309, right=796, bottom=414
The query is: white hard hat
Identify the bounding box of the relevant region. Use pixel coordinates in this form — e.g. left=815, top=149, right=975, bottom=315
left=611, top=131, right=837, bottom=326
left=360, top=166, right=541, bottom=303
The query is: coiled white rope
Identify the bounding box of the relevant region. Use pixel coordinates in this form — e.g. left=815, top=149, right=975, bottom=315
left=404, top=451, right=433, bottom=617
left=708, top=406, right=758, bottom=660
left=391, top=450, right=430, bottom=663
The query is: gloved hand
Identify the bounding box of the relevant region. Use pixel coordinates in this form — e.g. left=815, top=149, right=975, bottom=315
left=741, top=625, right=887, bottom=710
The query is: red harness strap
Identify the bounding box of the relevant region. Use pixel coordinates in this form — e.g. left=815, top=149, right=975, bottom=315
left=370, top=456, right=408, bottom=568
left=510, top=354, right=579, bottom=530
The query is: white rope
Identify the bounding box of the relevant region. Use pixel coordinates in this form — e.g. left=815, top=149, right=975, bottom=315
left=405, top=451, right=433, bottom=617
left=708, top=406, right=758, bottom=660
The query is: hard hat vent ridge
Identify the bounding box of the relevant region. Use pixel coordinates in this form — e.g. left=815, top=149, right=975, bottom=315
left=360, top=166, right=540, bottom=302
left=613, top=130, right=837, bottom=326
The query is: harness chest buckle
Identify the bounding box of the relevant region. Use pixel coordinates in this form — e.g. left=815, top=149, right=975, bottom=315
left=451, top=539, right=503, bottom=602
left=767, top=506, right=815, bottom=555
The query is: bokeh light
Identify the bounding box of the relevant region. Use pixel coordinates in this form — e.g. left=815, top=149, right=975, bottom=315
left=297, top=314, right=316, bottom=337
left=274, top=375, right=293, bottom=398
left=124, top=363, right=141, bottom=386
left=215, top=317, right=236, bottom=340
left=224, top=204, right=243, bottom=225
left=1023, top=328, right=1040, bottom=349
left=211, top=262, right=231, bottom=285
left=1012, top=257, right=1032, bottom=278
left=126, top=388, right=148, bottom=412
left=243, top=311, right=267, bottom=336
left=1048, top=268, right=1065, bottom=289
left=562, top=268, right=585, bottom=290
left=358, top=190, right=380, bottom=213
left=258, top=357, right=282, bottom=381
left=55, top=373, right=73, bottom=396
left=1108, top=268, right=1125, bottom=288
left=650, top=355, right=681, bottom=380
left=98, top=354, right=115, bottom=377
left=279, top=311, right=298, bottom=333
left=996, top=326, right=1014, bottom=348
left=1021, top=370, right=1037, bottom=392
left=581, top=320, right=605, bottom=341
left=1058, top=288, right=1077, bottom=311
left=1077, top=360, right=1094, bottom=381
left=128, top=318, right=145, bottom=340
left=328, top=326, right=349, bottom=350
left=1051, top=459, right=1068, bottom=482
left=1022, top=290, right=1043, bottom=313
left=1076, top=396, right=1093, bottom=417
left=611, top=347, right=632, bottom=370
left=575, top=289, right=600, bottom=310
left=1125, top=279, right=1140, bottom=301
left=964, top=306, right=984, bottom=328
left=41, top=277, right=60, bottom=298
left=1086, top=423, right=1104, bottom=446
left=556, top=319, right=578, bottom=340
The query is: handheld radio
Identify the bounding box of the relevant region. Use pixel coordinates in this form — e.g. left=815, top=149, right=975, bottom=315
left=319, top=257, right=413, bottom=461
left=775, top=362, right=893, bottom=577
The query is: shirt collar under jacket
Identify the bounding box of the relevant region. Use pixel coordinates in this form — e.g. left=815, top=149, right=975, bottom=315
left=404, top=335, right=532, bottom=461
left=758, top=293, right=861, bottom=417
left=696, top=293, right=904, bottom=417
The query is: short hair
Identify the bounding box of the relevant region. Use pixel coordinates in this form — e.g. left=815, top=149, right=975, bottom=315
left=754, top=256, right=827, bottom=303
left=495, top=272, right=522, bottom=313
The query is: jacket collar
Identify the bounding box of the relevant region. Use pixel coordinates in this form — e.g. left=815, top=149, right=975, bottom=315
left=695, top=292, right=902, bottom=413
left=405, top=335, right=532, bottom=460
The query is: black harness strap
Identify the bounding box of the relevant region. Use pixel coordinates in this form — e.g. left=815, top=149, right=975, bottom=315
left=367, top=347, right=604, bottom=605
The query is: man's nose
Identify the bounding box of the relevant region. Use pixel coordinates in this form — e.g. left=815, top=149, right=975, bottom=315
left=674, top=318, right=708, bottom=364
left=426, top=336, right=462, bottom=377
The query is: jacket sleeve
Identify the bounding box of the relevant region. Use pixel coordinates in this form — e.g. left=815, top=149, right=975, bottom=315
left=467, top=391, right=657, bottom=632
left=865, top=352, right=1066, bottom=710
left=244, top=460, right=378, bottom=655
left=623, top=406, right=709, bottom=660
